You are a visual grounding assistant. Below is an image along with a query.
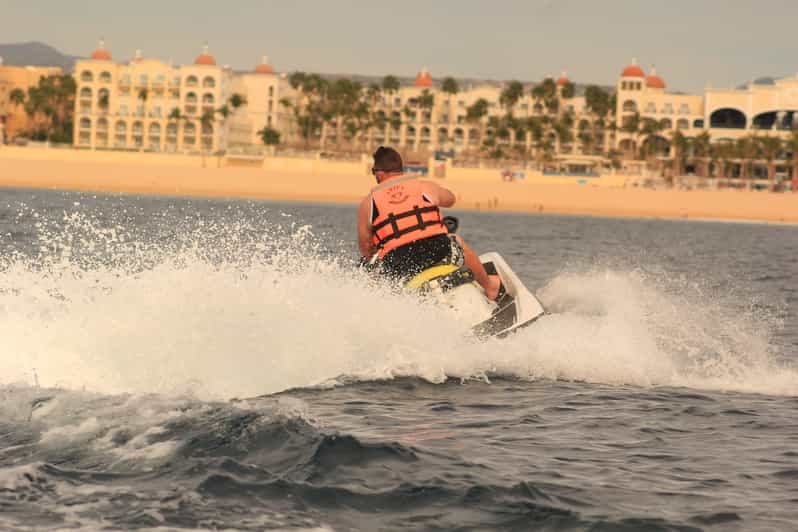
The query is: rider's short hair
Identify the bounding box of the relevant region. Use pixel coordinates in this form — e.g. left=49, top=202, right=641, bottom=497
left=373, top=146, right=404, bottom=172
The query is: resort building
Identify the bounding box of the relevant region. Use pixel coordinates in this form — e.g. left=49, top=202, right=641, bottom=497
left=73, top=42, right=233, bottom=153
left=615, top=58, right=798, bottom=154
left=0, top=59, right=62, bottom=142
left=228, top=56, right=291, bottom=148
left=290, top=67, right=600, bottom=160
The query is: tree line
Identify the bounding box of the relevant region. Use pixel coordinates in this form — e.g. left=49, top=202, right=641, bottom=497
left=621, top=112, right=798, bottom=187
left=8, top=74, right=76, bottom=143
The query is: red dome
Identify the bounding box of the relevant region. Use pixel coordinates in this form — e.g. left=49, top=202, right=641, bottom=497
left=413, top=67, right=433, bottom=88
left=255, top=56, right=273, bottom=74
left=91, top=49, right=112, bottom=61
left=195, top=53, right=216, bottom=66
left=556, top=73, right=570, bottom=86
left=91, top=44, right=112, bottom=61
left=646, top=74, right=665, bottom=89
left=622, top=63, right=645, bottom=78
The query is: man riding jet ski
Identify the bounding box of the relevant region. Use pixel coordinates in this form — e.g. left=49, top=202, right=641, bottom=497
left=358, top=147, right=546, bottom=338
left=357, top=146, right=502, bottom=300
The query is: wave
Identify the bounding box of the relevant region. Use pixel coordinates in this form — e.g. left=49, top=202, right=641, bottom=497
left=0, top=206, right=795, bottom=400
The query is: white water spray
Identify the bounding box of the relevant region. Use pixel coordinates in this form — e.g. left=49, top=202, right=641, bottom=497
left=1, top=207, right=795, bottom=399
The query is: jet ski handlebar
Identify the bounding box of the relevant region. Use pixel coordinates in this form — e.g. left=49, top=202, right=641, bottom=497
left=443, top=216, right=459, bottom=234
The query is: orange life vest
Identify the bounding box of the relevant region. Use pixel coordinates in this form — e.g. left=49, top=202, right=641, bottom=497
left=370, top=175, right=448, bottom=258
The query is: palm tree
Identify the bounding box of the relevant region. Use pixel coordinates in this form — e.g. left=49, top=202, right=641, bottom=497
left=381, top=75, right=400, bottom=96
left=21, top=74, right=75, bottom=143
left=560, top=81, right=576, bottom=100
left=257, top=126, right=280, bottom=146
left=442, top=77, right=459, bottom=100
left=524, top=120, right=541, bottom=166
left=756, top=135, right=783, bottom=190
left=98, top=92, right=110, bottom=111
left=167, top=107, right=184, bottom=150
left=669, top=129, right=689, bottom=179
left=199, top=109, right=215, bottom=166
left=8, top=88, right=25, bottom=137
left=465, top=98, right=489, bottom=155
left=284, top=72, right=327, bottom=148
left=620, top=112, right=640, bottom=158
left=691, top=131, right=712, bottom=177
left=639, top=118, right=664, bottom=161
left=735, top=136, right=757, bottom=188
left=9, top=88, right=25, bottom=107
left=713, top=139, right=735, bottom=181
left=499, top=81, right=524, bottom=114
left=228, top=93, right=247, bottom=109
left=787, top=130, right=798, bottom=185
left=418, top=89, right=434, bottom=114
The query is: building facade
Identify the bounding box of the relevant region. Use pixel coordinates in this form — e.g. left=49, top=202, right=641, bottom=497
left=0, top=60, right=63, bottom=142
left=614, top=58, right=798, bottom=155
left=73, top=42, right=232, bottom=152
left=228, top=56, right=291, bottom=148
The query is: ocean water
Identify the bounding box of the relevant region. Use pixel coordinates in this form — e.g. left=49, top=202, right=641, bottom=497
left=0, top=188, right=796, bottom=531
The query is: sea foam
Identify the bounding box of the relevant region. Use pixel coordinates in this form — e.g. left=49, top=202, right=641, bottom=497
left=1, top=206, right=795, bottom=400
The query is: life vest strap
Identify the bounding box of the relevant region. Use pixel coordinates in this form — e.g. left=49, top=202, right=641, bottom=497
left=373, top=205, right=442, bottom=246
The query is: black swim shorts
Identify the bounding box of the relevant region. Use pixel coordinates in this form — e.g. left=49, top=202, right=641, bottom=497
left=380, top=234, right=464, bottom=280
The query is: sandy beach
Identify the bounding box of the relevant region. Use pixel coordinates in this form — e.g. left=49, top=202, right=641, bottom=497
left=1, top=147, right=797, bottom=223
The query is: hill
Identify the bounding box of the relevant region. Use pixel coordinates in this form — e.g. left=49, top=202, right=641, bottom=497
left=0, top=41, right=80, bottom=71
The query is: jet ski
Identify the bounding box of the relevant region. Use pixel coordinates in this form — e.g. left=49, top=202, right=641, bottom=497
left=364, top=216, right=547, bottom=338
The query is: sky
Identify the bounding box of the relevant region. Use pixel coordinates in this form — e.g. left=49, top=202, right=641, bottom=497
left=3, top=0, right=797, bottom=93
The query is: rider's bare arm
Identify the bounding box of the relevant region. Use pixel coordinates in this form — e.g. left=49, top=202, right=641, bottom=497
left=422, top=181, right=456, bottom=207
left=357, top=196, right=376, bottom=257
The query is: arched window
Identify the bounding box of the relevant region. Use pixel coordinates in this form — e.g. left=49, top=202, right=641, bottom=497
left=185, top=92, right=198, bottom=104
left=132, top=121, right=144, bottom=135
left=166, top=123, right=178, bottom=137
left=406, top=126, right=416, bottom=138
left=468, top=129, right=479, bottom=145
left=437, top=128, right=449, bottom=143
left=115, top=121, right=127, bottom=134
left=202, top=93, right=215, bottom=105
left=99, top=71, right=112, bottom=83
left=79, top=118, right=91, bottom=130
left=677, top=119, right=689, bottom=130
left=454, top=128, right=464, bottom=144
left=709, top=109, right=746, bottom=129
left=659, top=118, right=673, bottom=129
left=623, top=100, right=637, bottom=113
left=201, top=123, right=213, bottom=136
left=79, top=87, right=92, bottom=99
left=185, top=76, right=198, bottom=87
left=97, top=88, right=110, bottom=110
left=420, top=127, right=431, bottom=140
left=81, top=71, right=93, bottom=82
left=693, top=119, right=705, bottom=129
left=202, top=76, right=216, bottom=88
left=96, top=118, right=108, bottom=131
left=619, top=138, right=636, bottom=154
left=183, top=123, right=196, bottom=135
left=148, top=123, right=161, bottom=136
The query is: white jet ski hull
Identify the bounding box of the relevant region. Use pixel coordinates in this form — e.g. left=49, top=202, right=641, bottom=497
left=474, top=252, right=546, bottom=337
left=424, top=252, right=546, bottom=338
